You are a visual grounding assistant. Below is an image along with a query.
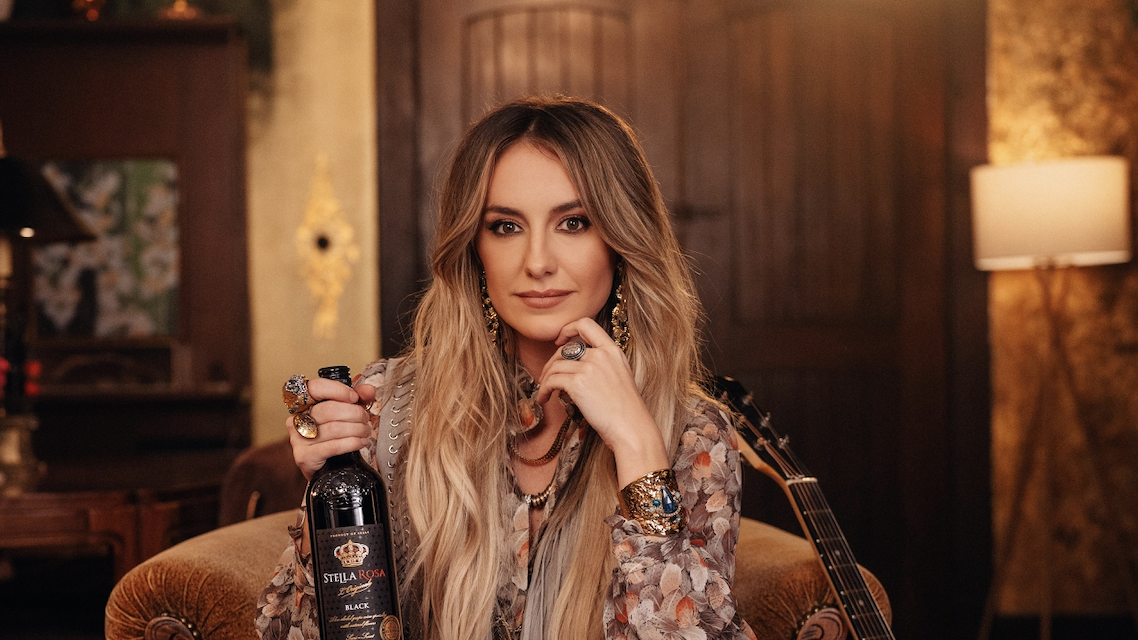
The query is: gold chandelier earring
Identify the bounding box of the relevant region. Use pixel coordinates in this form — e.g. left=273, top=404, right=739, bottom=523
left=481, top=272, right=500, bottom=344
left=610, top=262, right=630, bottom=353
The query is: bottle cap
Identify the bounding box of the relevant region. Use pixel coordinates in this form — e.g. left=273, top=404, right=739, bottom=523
left=318, top=365, right=352, bottom=386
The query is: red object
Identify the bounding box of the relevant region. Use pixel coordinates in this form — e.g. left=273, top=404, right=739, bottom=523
left=24, top=359, right=40, bottom=397
left=0, top=357, right=9, bottom=398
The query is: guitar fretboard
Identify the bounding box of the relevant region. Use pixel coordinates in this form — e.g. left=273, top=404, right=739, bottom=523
left=789, top=479, right=895, bottom=640
left=708, top=376, right=896, bottom=640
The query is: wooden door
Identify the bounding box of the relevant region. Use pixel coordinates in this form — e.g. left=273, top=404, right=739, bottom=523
left=677, top=0, right=952, bottom=635
left=376, top=0, right=990, bottom=636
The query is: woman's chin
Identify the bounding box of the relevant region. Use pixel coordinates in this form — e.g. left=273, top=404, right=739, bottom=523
left=509, top=325, right=566, bottom=349
left=513, top=331, right=561, bottom=347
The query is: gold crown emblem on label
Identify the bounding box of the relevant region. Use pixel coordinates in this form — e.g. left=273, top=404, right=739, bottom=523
left=333, top=539, right=370, bottom=567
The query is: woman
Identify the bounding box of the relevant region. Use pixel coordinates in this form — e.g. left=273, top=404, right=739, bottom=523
left=256, top=96, right=755, bottom=640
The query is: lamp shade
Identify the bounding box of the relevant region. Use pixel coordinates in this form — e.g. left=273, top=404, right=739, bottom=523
left=970, top=156, right=1131, bottom=270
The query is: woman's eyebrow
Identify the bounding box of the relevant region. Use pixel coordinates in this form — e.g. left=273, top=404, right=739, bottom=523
left=483, top=199, right=583, bottom=216
left=552, top=200, right=584, bottom=214
left=483, top=204, right=520, bottom=215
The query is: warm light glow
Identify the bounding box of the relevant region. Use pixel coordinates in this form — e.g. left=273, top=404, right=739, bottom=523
left=18, top=227, right=34, bottom=239
left=970, top=156, right=1131, bottom=270
left=159, top=0, right=200, bottom=19
left=0, top=237, right=11, bottom=279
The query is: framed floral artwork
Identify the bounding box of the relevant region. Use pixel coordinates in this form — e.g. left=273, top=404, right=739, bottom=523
left=33, top=159, right=179, bottom=339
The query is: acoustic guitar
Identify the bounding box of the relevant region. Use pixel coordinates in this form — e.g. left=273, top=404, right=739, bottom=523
left=707, top=376, right=896, bottom=640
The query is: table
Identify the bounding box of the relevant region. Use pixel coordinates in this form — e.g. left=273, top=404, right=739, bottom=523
left=0, top=485, right=222, bottom=582
left=0, top=490, right=138, bottom=581
left=0, top=451, right=235, bottom=581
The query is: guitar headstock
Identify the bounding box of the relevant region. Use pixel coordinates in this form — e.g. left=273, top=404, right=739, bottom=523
left=705, top=375, right=813, bottom=483
left=706, top=376, right=896, bottom=640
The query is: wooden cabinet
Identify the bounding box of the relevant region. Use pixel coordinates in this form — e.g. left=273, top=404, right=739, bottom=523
left=0, top=20, right=251, bottom=461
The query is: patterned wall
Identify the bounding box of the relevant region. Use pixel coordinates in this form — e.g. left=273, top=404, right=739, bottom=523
left=246, top=0, right=378, bottom=446
left=989, top=0, right=1138, bottom=614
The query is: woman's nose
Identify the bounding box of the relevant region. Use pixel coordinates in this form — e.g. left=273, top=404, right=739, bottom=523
left=524, top=234, right=556, bottom=277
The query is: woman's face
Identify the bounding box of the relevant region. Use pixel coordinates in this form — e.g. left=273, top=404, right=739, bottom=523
left=476, top=141, right=616, bottom=348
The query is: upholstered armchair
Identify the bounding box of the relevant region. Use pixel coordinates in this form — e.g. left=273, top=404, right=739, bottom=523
left=105, top=441, right=891, bottom=640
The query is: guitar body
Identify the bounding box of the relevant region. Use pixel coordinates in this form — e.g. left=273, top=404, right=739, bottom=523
left=708, top=376, right=896, bottom=640
left=796, top=609, right=848, bottom=640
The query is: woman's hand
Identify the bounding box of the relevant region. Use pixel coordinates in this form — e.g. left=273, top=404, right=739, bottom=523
left=287, top=378, right=377, bottom=481
left=535, top=319, right=669, bottom=487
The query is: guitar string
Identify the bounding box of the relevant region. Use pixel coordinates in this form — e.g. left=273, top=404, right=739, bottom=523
left=788, top=481, right=862, bottom=593
left=797, top=483, right=890, bottom=637
left=794, top=485, right=864, bottom=608
left=728, top=391, right=892, bottom=638
left=788, top=481, right=880, bottom=633
left=794, top=482, right=892, bottom=638
left=774, top=469, right=892, bottom=638
left=759, top=430, right=891, bottom=637
left=796, top=484, right=890, bottom=639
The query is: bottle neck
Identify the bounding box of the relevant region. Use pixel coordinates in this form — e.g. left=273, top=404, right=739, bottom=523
left=328, top=450, right=363, bottom=466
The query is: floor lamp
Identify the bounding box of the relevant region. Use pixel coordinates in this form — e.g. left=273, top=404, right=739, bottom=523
left=971, top=156, right=1138, bottom=640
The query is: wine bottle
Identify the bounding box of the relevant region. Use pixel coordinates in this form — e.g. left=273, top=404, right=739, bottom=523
left=307, top=365, right=402, bottom=640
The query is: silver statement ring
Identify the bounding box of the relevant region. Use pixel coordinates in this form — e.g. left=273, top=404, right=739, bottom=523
left=560, top=340, right=586, bottom=361
left=283, top=374, right=312, bottom=415
left=293, top=410, right=319, bottom=439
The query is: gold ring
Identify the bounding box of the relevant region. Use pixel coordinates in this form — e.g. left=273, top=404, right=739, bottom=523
left=283, top=374, right=312, bottom=415
left=293, top=410, right=318, bottom=439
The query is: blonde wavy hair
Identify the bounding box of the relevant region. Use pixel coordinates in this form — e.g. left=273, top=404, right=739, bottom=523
left=402, top=96, right=707, bottom=640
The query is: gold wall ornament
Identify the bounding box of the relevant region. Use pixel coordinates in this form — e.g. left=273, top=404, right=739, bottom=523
left=296, top=153, right=360, bottom=339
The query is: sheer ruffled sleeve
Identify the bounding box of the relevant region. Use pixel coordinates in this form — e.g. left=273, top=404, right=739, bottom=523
left=603, top=400, right=757, bottom=640
left=254, top=512, right=320, bottom=640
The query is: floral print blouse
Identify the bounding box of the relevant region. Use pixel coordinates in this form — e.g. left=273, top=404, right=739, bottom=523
left=604, top=401, right=756, bottom=640
left=255, top=362, right=756, bottom=640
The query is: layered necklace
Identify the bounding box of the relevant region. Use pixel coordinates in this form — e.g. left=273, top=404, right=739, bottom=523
left=509, top=412, right=577, bottom=507
left=508, top=376, right=579, bottom=507
left=508, top=410, right=574, bottom=465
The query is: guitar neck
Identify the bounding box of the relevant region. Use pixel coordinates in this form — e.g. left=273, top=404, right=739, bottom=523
left=710, top=376, right=895, bottom=640
left=780, top=476, right=895, bottom=640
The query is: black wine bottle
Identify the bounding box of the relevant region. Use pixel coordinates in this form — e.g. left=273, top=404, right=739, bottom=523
left=307, top=365, right=402, bottom=640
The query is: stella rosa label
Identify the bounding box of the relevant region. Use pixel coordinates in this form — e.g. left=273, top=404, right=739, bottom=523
left=314, top=524, right=401, bottom=640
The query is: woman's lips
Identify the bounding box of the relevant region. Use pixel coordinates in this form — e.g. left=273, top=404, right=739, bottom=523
left=516, top=290, right=571, bottom=309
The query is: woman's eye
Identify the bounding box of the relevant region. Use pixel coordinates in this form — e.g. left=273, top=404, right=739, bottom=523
left=488, top=220, right=521, bottom=235
left=558, top=216, right=590, bottom=233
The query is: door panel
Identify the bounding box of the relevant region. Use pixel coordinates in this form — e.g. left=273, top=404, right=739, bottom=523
left=462, top=7, right=633, bottom=122
left=727, top=8, right=900, bottom=324
left=683, top=3, right=951, bottom=634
